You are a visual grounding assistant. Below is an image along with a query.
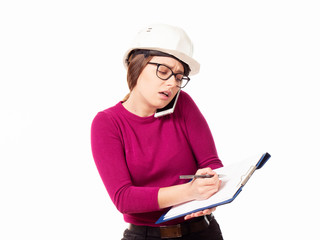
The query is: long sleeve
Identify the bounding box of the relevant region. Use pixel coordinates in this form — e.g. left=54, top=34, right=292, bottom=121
left=91, top=111, right=160, bottom=214
left=177, top=92, right=223, bottom=170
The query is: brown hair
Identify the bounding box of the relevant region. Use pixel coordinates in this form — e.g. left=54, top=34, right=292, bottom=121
left=123, top=53, right=153, bottom=101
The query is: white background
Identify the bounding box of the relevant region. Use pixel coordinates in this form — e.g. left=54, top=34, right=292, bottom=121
left=1, top=0, right=319, bottom=239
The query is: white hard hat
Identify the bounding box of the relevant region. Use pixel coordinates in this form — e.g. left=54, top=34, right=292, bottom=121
left=123, top=24, right=200, bottom=75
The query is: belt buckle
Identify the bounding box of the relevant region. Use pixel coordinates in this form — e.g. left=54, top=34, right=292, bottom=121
left=160, top=224, right=182, bottom=239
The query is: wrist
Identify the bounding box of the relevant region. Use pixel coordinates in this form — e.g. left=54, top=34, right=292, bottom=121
left=158, top=182, right=195, bottom=209
left=184, top=181, right=195, bottom=201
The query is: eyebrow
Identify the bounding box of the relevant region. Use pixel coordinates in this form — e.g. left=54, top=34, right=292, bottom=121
left=159, top=63, right=184, bottom=74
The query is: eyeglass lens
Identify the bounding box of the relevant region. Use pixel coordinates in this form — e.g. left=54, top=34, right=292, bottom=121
left=156, top=65, right=189, bottom=88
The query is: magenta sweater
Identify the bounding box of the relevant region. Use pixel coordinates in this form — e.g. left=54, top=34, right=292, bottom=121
left=91, top=91, right=223, bottom=226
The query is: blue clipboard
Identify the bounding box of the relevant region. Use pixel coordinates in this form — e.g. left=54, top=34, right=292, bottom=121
left=156, top=152, right=271, bottom=224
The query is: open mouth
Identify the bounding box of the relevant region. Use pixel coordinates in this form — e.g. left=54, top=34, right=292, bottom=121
left=160, top=92, right=169, bottom=97
left=159, top=90, right=172, bottom=98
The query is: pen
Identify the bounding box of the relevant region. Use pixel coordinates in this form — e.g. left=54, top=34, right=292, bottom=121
left=179, top=174, right=225, bottom=179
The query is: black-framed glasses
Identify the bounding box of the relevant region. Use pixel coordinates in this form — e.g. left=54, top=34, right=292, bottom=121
left=148, top=62, right=190, bottom=88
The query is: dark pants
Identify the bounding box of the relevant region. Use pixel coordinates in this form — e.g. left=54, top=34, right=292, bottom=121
left=121, top=216, right=223, bottom=240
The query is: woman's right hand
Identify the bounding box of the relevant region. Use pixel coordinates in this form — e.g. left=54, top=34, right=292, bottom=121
left=187, top=167, right=221, bottom=201
left=158, top=167, right=221, bottom=210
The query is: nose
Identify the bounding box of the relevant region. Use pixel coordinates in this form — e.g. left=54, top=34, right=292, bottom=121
left=165, top=75, right=178, bottom=88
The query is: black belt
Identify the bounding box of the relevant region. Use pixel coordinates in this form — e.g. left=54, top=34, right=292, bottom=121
left=128, top=215, right=213, bottom=239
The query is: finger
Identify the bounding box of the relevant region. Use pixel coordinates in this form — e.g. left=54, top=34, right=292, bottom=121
left=195, top=211, right=204, bottom=217
left=185, top=207, right=217, bottom=220
left=185, top=212, right=197, bottom=220
left=211, top=171, right=219, bottom=181
left=204, top=207, right=216, bottom=215
left=201, top=175, right=219, bottom=186
left=203, top=209, right=211, bottom=215
left=196, top=167, right=213, bottom=175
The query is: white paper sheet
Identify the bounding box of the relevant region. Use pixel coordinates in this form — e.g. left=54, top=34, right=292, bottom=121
left=162, top=154, right=261, bottom=221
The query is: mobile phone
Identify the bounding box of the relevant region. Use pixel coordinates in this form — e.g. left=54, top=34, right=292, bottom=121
left=154, top=90, right=181, bottom=118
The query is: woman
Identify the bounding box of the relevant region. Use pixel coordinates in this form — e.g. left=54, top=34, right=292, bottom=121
left=91, top=24, right=224, bottom=240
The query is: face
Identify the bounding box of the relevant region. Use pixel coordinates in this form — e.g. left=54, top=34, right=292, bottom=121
left=132, top=56, right=184, bottom=113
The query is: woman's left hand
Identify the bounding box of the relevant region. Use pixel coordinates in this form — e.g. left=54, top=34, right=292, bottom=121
left=184, top=207, right=216, bottom=220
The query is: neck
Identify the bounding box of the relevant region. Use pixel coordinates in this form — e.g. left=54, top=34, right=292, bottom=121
left=122, top=91, right=156, bottom=117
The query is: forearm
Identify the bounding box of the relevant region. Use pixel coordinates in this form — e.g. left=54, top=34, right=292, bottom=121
left=158, top=182, right=193, bottom=209
left=158, top=168, right=221, bottom=209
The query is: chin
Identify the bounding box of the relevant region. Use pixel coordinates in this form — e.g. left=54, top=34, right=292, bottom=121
left=152, top=94, right=175, bottom=110
left=155, top=101, right=171, bottom=110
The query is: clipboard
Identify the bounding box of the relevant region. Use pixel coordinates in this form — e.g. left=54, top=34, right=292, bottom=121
left=156, top=152, right=271, bottom=224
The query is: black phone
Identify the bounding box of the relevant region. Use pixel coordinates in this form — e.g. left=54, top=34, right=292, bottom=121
left=154, top=90, right=181, bottom=118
